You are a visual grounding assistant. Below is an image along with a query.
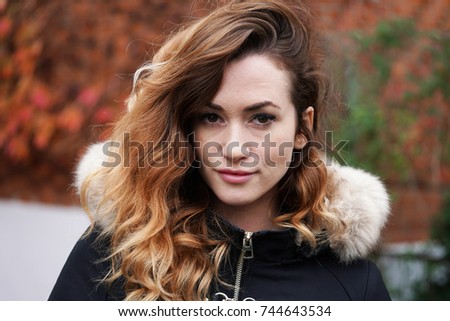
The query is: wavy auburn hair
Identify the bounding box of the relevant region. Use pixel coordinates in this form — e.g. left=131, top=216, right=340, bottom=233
left=81, top=0, right=344, bottom=300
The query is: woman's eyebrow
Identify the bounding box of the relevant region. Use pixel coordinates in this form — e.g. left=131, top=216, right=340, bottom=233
left=206, top=100, right=281, bottom=112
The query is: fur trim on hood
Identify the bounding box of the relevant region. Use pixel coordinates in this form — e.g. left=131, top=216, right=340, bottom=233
left=75, top=142, right=390, bottom=263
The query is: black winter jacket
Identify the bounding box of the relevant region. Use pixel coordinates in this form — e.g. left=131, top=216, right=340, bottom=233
left=49, top=223, right=390, bottom=301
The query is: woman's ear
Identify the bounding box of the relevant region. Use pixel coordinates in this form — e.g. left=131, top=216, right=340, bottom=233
left=294, top=106, right=314, bottom=149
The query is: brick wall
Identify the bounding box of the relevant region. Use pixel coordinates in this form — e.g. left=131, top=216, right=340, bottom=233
left=304, top=0, right=450, bottom=31
left=384, top=186, right=443, bottom=242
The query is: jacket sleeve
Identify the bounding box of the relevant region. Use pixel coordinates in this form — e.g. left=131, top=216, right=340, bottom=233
left=364, top=260, right=391, bottom=300
left=48, top=228, right=116, bottom=301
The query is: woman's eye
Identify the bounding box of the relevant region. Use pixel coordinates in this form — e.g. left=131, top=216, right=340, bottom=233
left=252, top=113, right=275, bottom=126
left=200, top=113, right=221, bottom=125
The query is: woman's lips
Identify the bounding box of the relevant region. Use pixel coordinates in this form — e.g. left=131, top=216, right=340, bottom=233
left=216, top=169, right=255, bottom=184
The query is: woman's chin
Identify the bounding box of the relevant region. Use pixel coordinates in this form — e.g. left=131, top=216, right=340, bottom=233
left=213, top=196, right=256, bottom=210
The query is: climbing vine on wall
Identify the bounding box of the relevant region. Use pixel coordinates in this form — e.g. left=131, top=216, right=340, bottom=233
left=335, top=19, right=449, bottom=186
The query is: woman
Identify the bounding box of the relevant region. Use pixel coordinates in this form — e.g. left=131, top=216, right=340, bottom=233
left=49, top=0, right=391, bottom=301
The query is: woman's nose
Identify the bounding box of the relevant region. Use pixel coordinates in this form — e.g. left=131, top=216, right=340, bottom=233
left=221, top=124, right=250, bottom=161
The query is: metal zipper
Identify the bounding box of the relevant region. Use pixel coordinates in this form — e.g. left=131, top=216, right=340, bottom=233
left=232, top=231, right=254, bottom=301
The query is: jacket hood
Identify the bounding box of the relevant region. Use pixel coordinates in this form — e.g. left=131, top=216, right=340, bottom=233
left=75, top=142, right=390, bottom=263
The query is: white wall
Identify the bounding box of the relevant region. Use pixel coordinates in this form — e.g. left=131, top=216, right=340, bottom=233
left=0, top=200, right=89, bottom=300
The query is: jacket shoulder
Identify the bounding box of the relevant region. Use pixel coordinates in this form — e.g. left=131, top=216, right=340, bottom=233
left=316, top=254, right=391, bottom=301
left=48, top=228, right=123, bottom=301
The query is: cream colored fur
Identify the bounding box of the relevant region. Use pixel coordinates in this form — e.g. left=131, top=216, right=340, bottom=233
left=324, top=163, right=390, bottom=262
left=75, top=142, right=390, bottom=263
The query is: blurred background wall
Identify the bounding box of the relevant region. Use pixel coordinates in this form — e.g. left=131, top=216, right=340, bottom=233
left=0, top=0, right=449, bottom=300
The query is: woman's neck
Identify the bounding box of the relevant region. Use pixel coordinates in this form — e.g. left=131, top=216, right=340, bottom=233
left=211, top=197, right=279, bottom=232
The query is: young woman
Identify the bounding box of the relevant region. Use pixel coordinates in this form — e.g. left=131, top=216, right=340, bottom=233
left=49, top=0, right=391, bottom=301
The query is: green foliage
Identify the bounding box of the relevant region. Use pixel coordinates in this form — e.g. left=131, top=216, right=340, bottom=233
left=417, top=34, right=450, bottom=99
left=374, top=19, right=417, bottom=49
left=434, top=196, right=450, bottom=253
left=334, top=19, right=449, bottom=184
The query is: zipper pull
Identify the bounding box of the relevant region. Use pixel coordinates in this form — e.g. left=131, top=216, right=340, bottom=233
left=242, top=231, right=254, bottom=259
left=232, top=231, right=254, bottom=301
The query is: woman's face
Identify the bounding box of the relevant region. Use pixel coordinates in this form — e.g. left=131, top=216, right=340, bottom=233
left=193, top=54, right=313, bottom=227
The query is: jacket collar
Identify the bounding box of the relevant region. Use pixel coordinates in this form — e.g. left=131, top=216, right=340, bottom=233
left=227, top=225, right=320, bottom=263
left=209, top=214, right=329, bottom=263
